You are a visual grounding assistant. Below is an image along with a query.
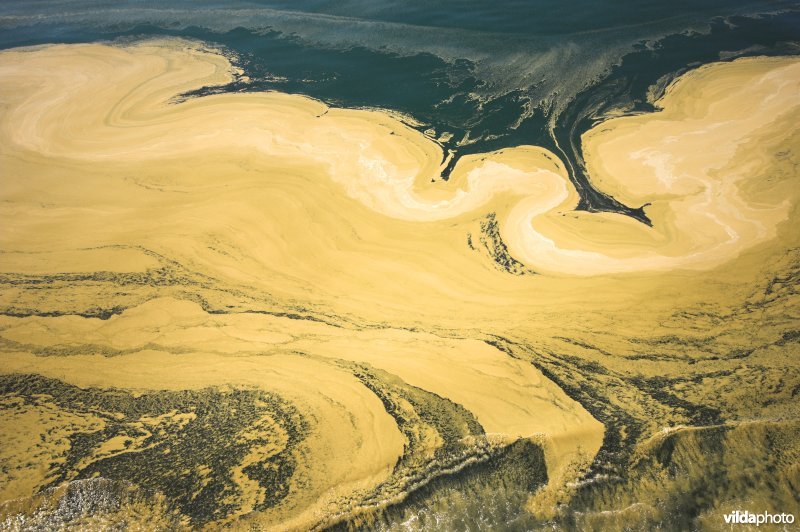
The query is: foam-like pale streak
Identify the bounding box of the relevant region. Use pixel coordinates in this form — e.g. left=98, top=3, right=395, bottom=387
left=0, top=39, right=798, bottom=529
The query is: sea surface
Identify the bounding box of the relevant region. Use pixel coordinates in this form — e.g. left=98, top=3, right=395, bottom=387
left=2, top=0, right=798, bottom=218
left=1, top=1, right=799, bottom=530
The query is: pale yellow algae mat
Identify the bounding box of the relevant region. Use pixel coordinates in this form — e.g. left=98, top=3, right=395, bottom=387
left=0, top=40, right=799, bottom=530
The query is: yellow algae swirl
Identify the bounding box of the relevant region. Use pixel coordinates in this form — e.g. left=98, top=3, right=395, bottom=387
left=2, top=42, right=798, bottom=278
left=517, top=56, right=800, bottom=275
left=0, top=37, right=799, bottom=530
left=0, top=39, right=604, bottom=529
